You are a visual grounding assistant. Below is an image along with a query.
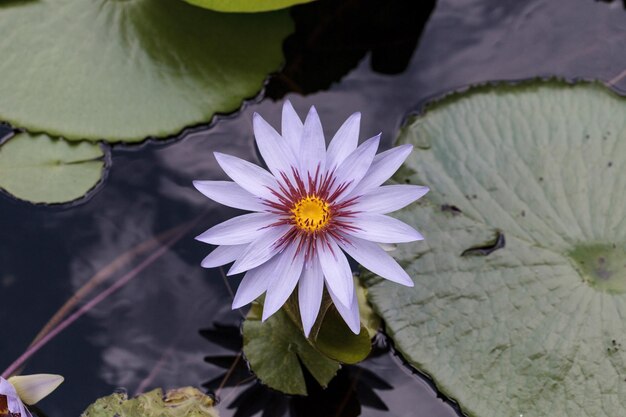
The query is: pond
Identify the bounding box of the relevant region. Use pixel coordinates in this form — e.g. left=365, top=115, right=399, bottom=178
left=1, top=0, right=626, bottom=416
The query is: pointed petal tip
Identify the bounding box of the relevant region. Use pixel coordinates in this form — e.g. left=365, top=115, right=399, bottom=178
left=8, top=374, right=64, bottom=406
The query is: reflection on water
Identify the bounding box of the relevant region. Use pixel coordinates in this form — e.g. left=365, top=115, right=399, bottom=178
left=1, top=0, right=626, bottom=415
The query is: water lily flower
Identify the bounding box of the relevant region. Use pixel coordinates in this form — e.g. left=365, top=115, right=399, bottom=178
left=0, top=374, right=64, bottom=417
left=194, top=102, right=428, bottom=336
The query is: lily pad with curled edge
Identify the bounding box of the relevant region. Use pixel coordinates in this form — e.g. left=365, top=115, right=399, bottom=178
left=361, top=81, right=626, bottom=417
left=184, top=0, right=314, bottom=13
left=0, top=0, right=291, bottom=142
left=81, top=387, right=219, bottom=417
left=0, top=132, right=105, bottom=204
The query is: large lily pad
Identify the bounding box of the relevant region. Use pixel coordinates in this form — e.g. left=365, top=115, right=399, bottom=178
left=81, top=387, right=218, bottom=417
left=184, top=0, right=314, bottom=13
left=0, top=132, right=105, bottom=204
left=0, top=0, right=291, bottom=142
left=362, top=82, right=626, bottom=417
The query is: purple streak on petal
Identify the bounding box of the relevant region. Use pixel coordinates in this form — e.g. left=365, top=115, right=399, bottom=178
left=332, top=134, right=380, bottom=201
left=232, top=257, right=279, bottom=309
left=300, top=106, right=326, bottom=185
left=337, top=235, right=414, bottom=286
left=201, top=244, right=248, bottom=268
left=214, top=152, right=279, bottom=201
left=192, top=180, right=267, bottom=212
left=228, top=225, right=291, bottom=275
left=253, top=112, right=297, bottom=184
left=327, top=285, right=361, bottom=335
left=352, top=184, right=429, bottom=214
left=282, top=100, right=304, bottom=155
left=316, top=237, right=354, bottom=307
left=342, top=213, right=424, bottom=243
left=326, top=112, right=361, bottom=171
left=298, top=257, right=324, bottom=337
left=262, top=244, right=305, bottom=321
left=348, top=144, right=413, bottom=198
left=195, top=213, right=277, bottom=246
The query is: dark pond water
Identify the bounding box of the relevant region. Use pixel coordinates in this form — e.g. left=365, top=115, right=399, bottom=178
left=2, top=0, right=626, bottom=416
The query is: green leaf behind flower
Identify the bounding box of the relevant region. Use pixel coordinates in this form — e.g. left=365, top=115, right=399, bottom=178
left=243, top=303, right=340, bottom=395
left=81, top=387, right=219, bottom=417
left=183, top=0, right=314, bottom=13
left=0, top=0, right=292, bottom=142
left=362, top=81, right=626, bottom=417
left=0, top=132, right=104, bottom=204
left=243, top=277, right=380, bottom=394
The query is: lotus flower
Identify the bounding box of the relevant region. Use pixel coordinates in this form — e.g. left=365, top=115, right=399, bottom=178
left=0, top=374, right=64, bottom=417
left=194, top=102, right=428, bottom=336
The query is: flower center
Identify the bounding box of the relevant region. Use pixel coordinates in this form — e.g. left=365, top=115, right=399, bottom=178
left=292, top=196, right=331, bottom=232
left=0, top=395, right=9, bottom=415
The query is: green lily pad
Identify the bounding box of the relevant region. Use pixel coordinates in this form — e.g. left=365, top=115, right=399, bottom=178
left=0, top=132, right=104, bottom=204
left=243, top=302, right=340, bottom=395
left=81, top=387, right=219, bottom=417
left=184, top=0, right=314, bottom=13
left=0, top=0, right=291, bottom=142
left=362, top=82, right=626, bottom=417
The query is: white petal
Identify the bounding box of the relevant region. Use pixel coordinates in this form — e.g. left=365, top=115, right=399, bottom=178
left=214, top=152, right=279, bottom=201
left=352, top=185, right=429, bottom=214
left=327, top=285, right=361, bottom=334
left=253, top=113, right=297, bottom=182
left=343, top=213, right=423, bottom=243
left=8, top=374, right=64, bottom=406
left=201, top=244, right=247, bottom=268
left=316, top=237, right=354, bottom=307
left=348, top=144, right=413, bottom=198
left=282, top=100, right=304, bottom=155
left=332, top=134, right=380, bottom=201
left=298, top=257, right=324, bottom=337
left=326, top=112, right=360, bottom=171
left=337, top=236, right=413, bottom=286
left=192, top=181, right=267, bottom=212
left=299, top=106, right=326, bottom=183
left=195, top=213, right=276, bottom=246
left=232, top=257, right=278, bottom=309
left=262, top=244, right=305, bottom=321
left=228, top=225, right=291, bottom=275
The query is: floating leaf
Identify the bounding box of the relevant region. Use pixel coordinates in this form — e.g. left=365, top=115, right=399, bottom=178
left=81, top=387, right=219, bottom=417
left=362, top=82, right=626, bottom=417
left=0, top=0, right=292, bottom=142
left=243, top=303, right=340, bottom=395
left=313, top=305, right=371, bottom=365
left=0, top=132, right=104, bottom=204
left=184, top=0, right=314, bottom=13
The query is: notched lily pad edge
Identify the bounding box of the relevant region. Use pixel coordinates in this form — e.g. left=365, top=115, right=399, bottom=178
left=0, top=130, right=112, bottom=208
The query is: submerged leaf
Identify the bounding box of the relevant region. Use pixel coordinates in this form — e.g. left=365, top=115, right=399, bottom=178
left=81, top=387, right=218, bottom=417
left=0, top=133, right=104, bottom=204
left=184, top=0, right=314, bottom=13
left=363, top=82, right=626, bottom=417
left=0, top=0, right=292, bottom=142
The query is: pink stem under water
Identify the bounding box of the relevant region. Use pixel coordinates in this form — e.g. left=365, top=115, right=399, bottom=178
left=1, top=221, right=194, bottom=379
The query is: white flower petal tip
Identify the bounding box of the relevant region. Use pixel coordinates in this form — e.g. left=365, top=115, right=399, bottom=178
left=194, top=106, right=427, bottom=335
left=8, top=374, right=64, bottom=405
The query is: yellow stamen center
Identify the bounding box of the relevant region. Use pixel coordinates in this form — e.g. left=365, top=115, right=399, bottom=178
left=292, top=196, right=331, bottom=232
